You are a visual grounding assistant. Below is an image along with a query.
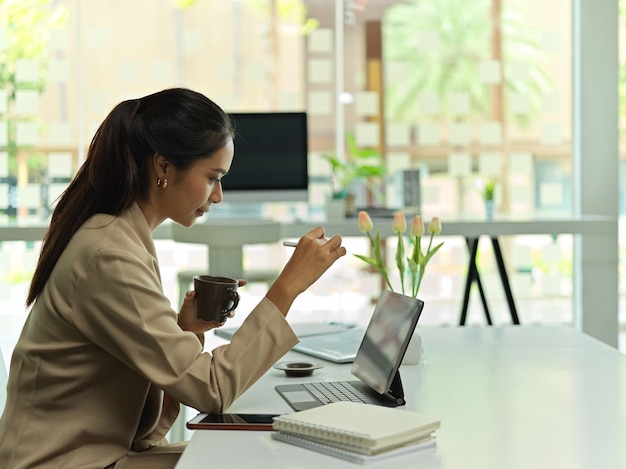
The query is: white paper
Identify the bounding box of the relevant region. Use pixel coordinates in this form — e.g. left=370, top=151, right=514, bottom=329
left=448, top=152, right=472, bottom=176
left=449, top=122, right=470, bottom=146
left=509, top=152, right=533, bottom=174
left=16, top=122, right=39, bottom=146
left=308, top=58, right=332, bottom=84
left=386, top=152, right=412, bottom=173
left=478, top=152, right=502, bottom=176
left=48, top=152, right=73, bottom=178
left=48, top=59, right=70, bottom=82
left=480, top=60, right=501, bottom=84
left=309, top=152, right=331, bottom=177
left=539, top=182, right=563, bottom=206
left=509, top=61, right=530, bottom=81
left=510, top=93, right=530, bottom=115
left=542, top=93, right=561, bottom=113
left=355, top=121, right=379, bottom=147
left=49, top=29, right=70, bottom=51
left=307, top=91, right=332, bottom=115
left=510, top=185, right=532, bottom=206
left=15, top=90, right=39, bottom=114
left=48, top=122, right=72, bottom=145
left=15, top=59, right=39, bottom=83
left=17, top=184, right=41, bottom=209
left=308, top=28, right=332, bottom=53
left=479, top=122, right=502, bottom=146
left=355, top=91, right=379, bottom=117
left=417, top=123, right=440, bottom=146
left=386, top=122, right=411, bottom=147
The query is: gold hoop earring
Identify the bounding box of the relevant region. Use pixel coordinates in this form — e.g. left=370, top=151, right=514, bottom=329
left=162, top=178, right=168, bottom=188
left=157, top=178, right=162, bottom=187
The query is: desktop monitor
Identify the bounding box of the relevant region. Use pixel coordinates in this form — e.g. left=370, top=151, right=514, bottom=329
left=221, top=112, right=309, bottom=204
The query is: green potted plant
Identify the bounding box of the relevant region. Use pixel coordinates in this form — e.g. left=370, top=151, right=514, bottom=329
left=322, top=132, right=387, bottom=217
left=480, top=179, right=497, bottom=220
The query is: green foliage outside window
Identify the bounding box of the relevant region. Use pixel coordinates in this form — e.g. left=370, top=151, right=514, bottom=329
left=0, top=0, right=67, bottom=178
left=382, top=0, right=554, bottom=126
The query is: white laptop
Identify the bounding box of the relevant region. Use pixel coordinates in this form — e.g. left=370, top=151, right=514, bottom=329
left=275, top=290, right=424, bottom=411
left=215, top=321, right=363, bottom=364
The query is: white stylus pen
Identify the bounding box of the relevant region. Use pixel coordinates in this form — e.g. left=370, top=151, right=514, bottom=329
left=283, top=238, right=328, bottom=247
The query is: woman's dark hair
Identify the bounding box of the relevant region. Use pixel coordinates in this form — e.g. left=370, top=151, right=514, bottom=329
left=27, top=87, right=234, bottom=306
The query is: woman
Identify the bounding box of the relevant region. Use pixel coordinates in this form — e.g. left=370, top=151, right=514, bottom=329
left=0, top=88, right=346, bottom=468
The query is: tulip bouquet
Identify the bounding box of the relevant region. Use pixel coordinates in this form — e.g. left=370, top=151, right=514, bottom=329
left=356, top=211, right=444, bottom=298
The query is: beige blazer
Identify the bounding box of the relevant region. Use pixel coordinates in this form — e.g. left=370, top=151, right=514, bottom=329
left=0, top=204, right=298, bottom=468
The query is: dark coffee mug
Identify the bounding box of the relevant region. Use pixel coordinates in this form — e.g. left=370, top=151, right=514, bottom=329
left=193, top=275, right=240, bottom=323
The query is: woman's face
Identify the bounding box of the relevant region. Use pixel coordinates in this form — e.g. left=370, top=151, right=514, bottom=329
left=160, top=138, right=234, bottom=227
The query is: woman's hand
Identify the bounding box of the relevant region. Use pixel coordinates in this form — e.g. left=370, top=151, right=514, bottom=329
left=177, top=290, right=226, bottom=337
left=178, top=279, right=247, bottom=337
left=267, top=226, right=346, bottom=315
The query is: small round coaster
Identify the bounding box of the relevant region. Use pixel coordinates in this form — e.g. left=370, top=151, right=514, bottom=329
left=273, top=361, right=323, bottom=377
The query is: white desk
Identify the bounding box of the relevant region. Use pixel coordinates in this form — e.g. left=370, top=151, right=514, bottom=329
left=176, top=326, right=626, bottom=469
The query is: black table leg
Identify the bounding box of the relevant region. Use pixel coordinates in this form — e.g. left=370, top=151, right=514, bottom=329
left=460, top=237, right=493, bottom=325
left=490, top=237, right=521, bottom=325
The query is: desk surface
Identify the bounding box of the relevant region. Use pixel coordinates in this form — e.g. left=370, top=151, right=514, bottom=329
left=279, top=214, right=617, bottom=239
left=0, top=214, right=616, bottom=241
left=176, top=326, right=626, bottom=469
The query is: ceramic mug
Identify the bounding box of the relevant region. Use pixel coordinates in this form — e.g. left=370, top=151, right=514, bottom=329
left=193, top=275, right=239, bottom=323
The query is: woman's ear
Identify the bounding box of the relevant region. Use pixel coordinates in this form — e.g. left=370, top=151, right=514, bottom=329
left=153, top=153, right=169, bottom=177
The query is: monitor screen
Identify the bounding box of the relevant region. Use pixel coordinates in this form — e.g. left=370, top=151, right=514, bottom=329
left=221, top=112, right=309, bottom=203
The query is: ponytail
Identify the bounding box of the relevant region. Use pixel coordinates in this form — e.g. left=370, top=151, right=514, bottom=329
left=27, top=88, right=233, bottom=306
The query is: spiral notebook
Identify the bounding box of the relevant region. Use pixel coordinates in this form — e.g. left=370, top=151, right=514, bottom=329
left=271, top=432, right=436, bottom=465
left=271, top=401, right=441, bottom=455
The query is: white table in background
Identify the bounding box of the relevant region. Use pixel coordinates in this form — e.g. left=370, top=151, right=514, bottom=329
left=1, top=214, right=619, bottom=346
left=183, top=215, right=618, bottom=346
left=175, top=326, right=626, bottom=469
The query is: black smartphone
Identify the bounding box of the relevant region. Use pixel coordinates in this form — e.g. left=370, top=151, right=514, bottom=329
left=186, top=412, right=281, bottom=431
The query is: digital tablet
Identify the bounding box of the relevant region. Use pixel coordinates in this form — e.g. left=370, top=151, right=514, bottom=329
left=186, top=412, right=281, bottom=431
